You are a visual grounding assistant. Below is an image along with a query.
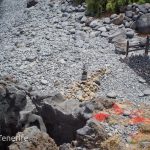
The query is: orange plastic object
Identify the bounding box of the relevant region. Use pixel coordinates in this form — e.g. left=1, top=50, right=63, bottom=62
left=113, top=103, right=124, bottom=114
left=94, top=113, right=110, bottom=122
left=129, top=117, right=150, bottom=124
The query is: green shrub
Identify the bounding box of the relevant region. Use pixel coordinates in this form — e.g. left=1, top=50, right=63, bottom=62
left=86, top=0, right=102, bottom=16
left=86, top=0, right=107, bottom=16
left=106, top=1, right=116, bottom=12
left=85, top=0, right=149, bottom=16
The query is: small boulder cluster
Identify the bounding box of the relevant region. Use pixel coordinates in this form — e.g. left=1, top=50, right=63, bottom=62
left=110, top=3, right=150, bottom=33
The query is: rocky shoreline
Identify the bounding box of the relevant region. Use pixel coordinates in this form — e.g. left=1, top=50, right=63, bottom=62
left=0, top=75, right=149, bottom=150
left=0, top=0, right=150, bottom=103
left=0, top=0, right=150, bottom=149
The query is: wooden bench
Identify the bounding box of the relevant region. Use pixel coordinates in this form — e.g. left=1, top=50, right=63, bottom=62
left=126, top=35, right=150, bottom=56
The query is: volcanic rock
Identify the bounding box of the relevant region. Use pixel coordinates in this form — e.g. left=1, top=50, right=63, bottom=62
left=9, top=126, right=58, bottom=150
left=76, top=119, right=108, bottom=149
left=135, top=13, right=150, bottom=34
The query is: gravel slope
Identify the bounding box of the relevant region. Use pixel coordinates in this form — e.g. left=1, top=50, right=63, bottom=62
left=0, top=0, right=150, bottom=104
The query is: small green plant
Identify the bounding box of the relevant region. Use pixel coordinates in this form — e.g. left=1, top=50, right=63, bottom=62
left=86, top=0, right=101, bottom=16
left=86, top=0, right=107, bottom=16
left=85, top=0, right=149, bottom=16
left=106, top=1, right=116, bottom=12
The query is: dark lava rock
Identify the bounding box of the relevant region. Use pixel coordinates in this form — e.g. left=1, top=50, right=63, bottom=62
left=27, top=0, right=38, bottom=8
left=76, top=119, right=108, bottom=149
left=138, top=5, right=147, bottom=14
left=125, top=11, right=133, bottom=18
left=0, top=79, right=27, bottom=149
left=34, top=102, right=86, bottom=145
left=135, top=13, right=150, bottom=34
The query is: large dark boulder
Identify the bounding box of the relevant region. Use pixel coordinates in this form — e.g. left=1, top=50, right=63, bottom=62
left=36, top=102, right=86, bottom=145
left=135, top=13, right=150, bottom=34
left=0, top=77, right=27, bottom=149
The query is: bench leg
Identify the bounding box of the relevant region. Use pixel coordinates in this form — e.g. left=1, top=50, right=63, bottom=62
left=126, top=40, right=129, bottom=57
left=145, top=36, right=149, bottom=56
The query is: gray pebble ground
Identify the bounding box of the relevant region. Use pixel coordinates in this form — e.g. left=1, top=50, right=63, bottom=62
left=0, top=0, right=150, bottom=104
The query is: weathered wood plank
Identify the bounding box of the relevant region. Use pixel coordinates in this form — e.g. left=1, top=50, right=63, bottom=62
left=126, top=36, right=150, bottom=56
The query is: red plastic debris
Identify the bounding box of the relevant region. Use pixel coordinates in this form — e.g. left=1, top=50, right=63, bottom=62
left=129, top=117, right=150, bottom=124
left=129, top=109, right=150, bottom=124
left=113, top=103, right=124, bottom=115
left=130, top=117, right=145, bottom=124
left=94, top=113, right=110, bottom=122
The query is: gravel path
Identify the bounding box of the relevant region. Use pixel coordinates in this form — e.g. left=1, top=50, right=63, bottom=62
left=0, top=0, right=150, bottom=104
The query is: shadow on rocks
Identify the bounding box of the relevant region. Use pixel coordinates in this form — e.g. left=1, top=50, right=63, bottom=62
left=120, top=55, right=150, bottom=85
left=0, top=0, right=4, bottom=19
